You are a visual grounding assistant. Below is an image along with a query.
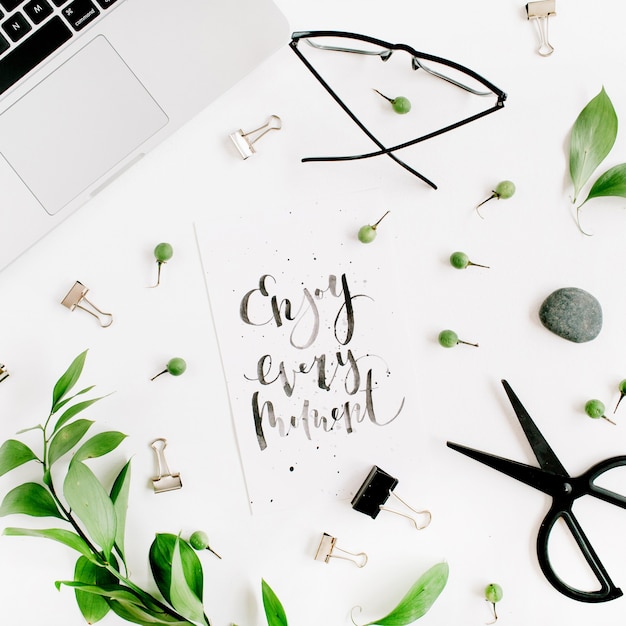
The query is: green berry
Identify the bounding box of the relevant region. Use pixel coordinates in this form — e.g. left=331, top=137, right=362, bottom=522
left=189, top=530, right=209, bottom=550
left=585, top=399, right=615, bottom=425
left=485, top=583, right=503, bottom=623
left=476, top=180, right=516, bottom=217
left=485, top=583, right=503, bottom=604
left=438, top=329, right=478, bottom=348
left=154, top=242, right=174, bottom=263
left=374, top=89, right=411, bottom=114
left=358, top=211, right=390, bottom=244
left=494, top=180, right=516, bottom=200
left=150, top=242, right=174, bottom=287
left=189, top=530, right=221, bottom=558
left=151, top=357, right=187, bottom=381
left=391, top=96, right=411, bottom=114
left=585, top=399, right=605, bottom=419
left=358, top=225, right=376, bottom=243
left=449, top=251, right=489, bottom=270
left=166, top=357, right=187, bottom=376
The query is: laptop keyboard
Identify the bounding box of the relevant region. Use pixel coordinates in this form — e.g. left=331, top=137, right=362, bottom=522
left=0, top=0, right=118, bottom=95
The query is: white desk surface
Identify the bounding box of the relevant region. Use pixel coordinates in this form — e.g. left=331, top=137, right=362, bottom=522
left=3, top=1, right=626, bottom=624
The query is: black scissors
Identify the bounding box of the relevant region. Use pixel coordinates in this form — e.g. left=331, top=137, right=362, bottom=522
left=447, top=379, right=626, bottom=603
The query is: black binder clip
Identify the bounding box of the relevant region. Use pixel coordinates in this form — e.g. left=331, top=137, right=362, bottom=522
left=314, top=532, right=368, bottom=568
left=0, top=363, right=8, bottom=383
left=351, top=466, right=431, bottom=530
left=229, top=114, right=281, bottom=159
left=61, top=281, right=113, bottom=328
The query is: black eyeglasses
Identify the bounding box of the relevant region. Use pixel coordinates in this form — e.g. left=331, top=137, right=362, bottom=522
left=290, top=31, right=507, bottom=189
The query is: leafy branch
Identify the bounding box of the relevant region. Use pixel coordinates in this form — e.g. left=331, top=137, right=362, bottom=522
left=0, top=350, right=212, bottom=625
left=569, top=87, right=626, bottom=234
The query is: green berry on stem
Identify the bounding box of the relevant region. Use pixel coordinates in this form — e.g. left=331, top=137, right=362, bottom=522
left=476, top=180, right=516, bottom=218
left=449, top=251, right=490, bottom=270
left=614, top=379, right=626, bottom=413
left=584, top=399, right=615, bottom=425
left=151, top=357, right=187, bottom=381
left=438, top=329, right=479, bottom=348
left=484, top=583, right=503, bottom=624
left=189, top=530, right=222, bottom=559
left=150, top=242, right=174, bottom=288
left=358, top=211, right=390, bottom=243
left=373, top=89, right=411, bottom=114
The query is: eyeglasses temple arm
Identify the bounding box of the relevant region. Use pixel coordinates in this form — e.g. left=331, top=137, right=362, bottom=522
left=302, top=102, right=504, bottom=163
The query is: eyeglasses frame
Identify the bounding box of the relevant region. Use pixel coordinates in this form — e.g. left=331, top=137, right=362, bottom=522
left=290, top=30, right=507, bottom=189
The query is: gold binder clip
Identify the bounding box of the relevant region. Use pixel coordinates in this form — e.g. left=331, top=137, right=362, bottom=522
left=229, top=114, right=282, bottom=159
left=526, top=0, right=556, bottom=57
left=61, top=281, right=113, bottom=328
left=151, top=438, right=183, bottom=493
left=351, top=466, right=432, bottom=530
left=0, top=363, right=8, bottom=383
left=314, top=533, right=368, bottom=568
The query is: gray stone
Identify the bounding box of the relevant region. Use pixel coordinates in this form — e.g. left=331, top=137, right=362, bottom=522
left=539, top=287, right=602, bottom=343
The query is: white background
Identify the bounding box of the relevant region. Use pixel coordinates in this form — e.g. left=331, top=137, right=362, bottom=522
left=3, top=0, right=626, bottom=624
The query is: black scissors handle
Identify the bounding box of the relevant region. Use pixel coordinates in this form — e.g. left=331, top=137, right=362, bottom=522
left=538, top=504, right=623, bottom=602
left=536, top=455, right=626, bottom=602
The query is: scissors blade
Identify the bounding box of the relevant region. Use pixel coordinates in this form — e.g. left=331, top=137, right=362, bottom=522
left=501, top=379, right=569, bottom=476
left=447, top=441, right=565, bottom=496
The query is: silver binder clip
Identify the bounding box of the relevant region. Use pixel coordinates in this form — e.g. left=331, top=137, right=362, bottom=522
left=61, top=281, right=113, bottom=328
left=0, top=364, right=8, bottom=383
left=526, top=0, right=556, bottom=57
left=314, top=533, right=368, bottom=568
left=150, top=438, right=182, bottom=493
left=351, top=465, right=432, bottom=530
left=229, top=114, right=281, bottom=159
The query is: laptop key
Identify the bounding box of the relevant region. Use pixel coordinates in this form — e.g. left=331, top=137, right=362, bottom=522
left=0, top=32, right=8, bottom=54
left=94, top=0, right=117, bottom=7
left=0, top=0, right=24, bottom=12
left=2, top=12, right=31, bottom=42
left=61, top=0, right=99, bottom=31
left=0, top=16, right=72, bottom=94
left=24, top=0, right=53, bottom=24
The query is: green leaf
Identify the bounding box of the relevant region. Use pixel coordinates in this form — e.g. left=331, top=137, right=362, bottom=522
left=262, top=579, right=288, bottom=626
left=363, top=562, right=449, bottom=625
left=53, top=396, right=106, bottom=434
left=73, top=431, right=127, bottom=463
left=0, top=482, right=63, bottom=519
left=110, top=460, right=132, bottom=561
left=3, top=527, right=98, bottom=563
left=108, top=600, right=191, bottom=625
left=0, top=439, right=39, bottom=477
left=168, top=535, right=208, bottom=625
left=73, top=556, right=117, bottom=623
left=53, top=386, right=96, bottom=416
left=149, top=533, right=204, bottom=605
left=52, top=350, right=89, bottom=413
left=569, top=87, right=618, bottom=202
left=580, top=163, right=626, bottom=205
left=57, top=580, right=146, bottom=605
left=63, top=461, right=117, bottom=559
left=48, top=419, right=94, bottom=466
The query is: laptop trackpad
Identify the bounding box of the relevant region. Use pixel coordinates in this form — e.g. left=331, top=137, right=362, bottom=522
left=0, top=36, right=168, bottom=215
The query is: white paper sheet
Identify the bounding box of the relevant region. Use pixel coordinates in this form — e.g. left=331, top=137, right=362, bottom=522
left=196, top=191, right=421, bottom=513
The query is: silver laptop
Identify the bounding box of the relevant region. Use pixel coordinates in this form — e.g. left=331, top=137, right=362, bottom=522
left=0, top=0, right=289, bottom=271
